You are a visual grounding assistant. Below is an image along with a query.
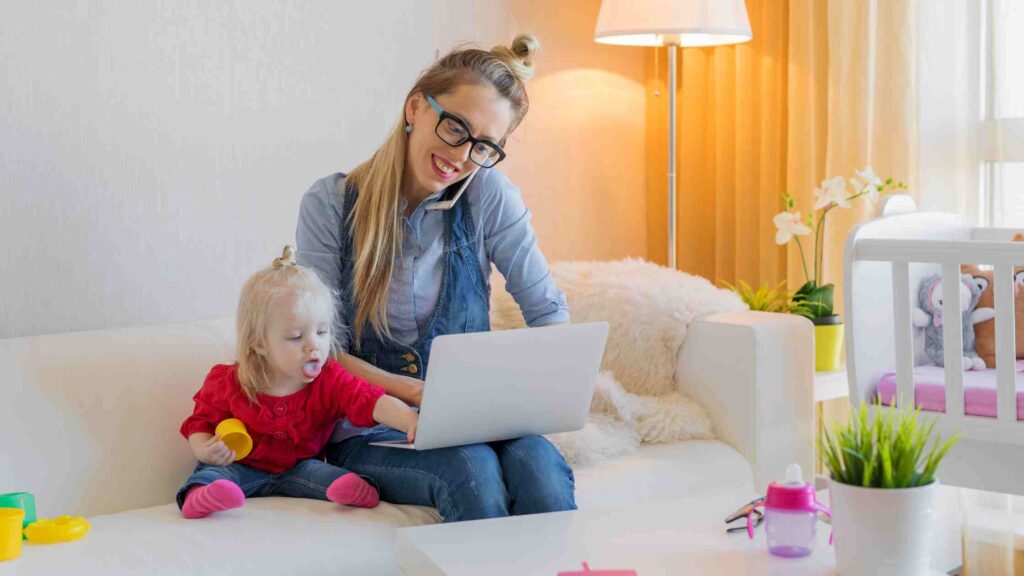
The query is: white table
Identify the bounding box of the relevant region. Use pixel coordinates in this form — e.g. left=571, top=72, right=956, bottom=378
left=396, top=491, right=838, bottom=576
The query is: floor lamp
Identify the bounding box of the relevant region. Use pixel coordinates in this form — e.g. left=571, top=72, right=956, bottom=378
left=594, top=0, right=752, bottom=269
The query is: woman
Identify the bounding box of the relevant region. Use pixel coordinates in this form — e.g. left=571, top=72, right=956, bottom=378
left=295, top=34, right=574, bottom=522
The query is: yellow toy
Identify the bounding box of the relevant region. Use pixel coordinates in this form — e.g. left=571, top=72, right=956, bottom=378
left=23, top=516, right=90, bottom=544
left=0, top=508, right=25, bottom=561
left=215, top=418, right=253, bottom=460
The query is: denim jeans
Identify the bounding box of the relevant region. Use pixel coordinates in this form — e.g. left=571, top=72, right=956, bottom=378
left=324, top=428, right=576, bottom=522
left=175, top=458, right=370, bottom=509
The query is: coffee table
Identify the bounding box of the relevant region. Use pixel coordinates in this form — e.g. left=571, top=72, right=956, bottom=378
left=396, top=491, right=837, bottom=575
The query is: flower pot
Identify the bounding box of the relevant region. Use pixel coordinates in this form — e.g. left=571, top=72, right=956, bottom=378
left=829, top=479, right=939, bottom=576
left=813, top=315, right=844, bottom=371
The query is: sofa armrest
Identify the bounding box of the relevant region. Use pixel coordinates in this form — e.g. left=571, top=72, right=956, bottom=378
left=676, top=311, right=814, bottom=493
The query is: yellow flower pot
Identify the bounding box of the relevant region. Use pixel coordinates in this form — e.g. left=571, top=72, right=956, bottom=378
left=814, top=321, right=844, bottom=372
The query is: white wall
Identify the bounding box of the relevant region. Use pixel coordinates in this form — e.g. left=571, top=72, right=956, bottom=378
left=1, top=0, right=647, bottom=339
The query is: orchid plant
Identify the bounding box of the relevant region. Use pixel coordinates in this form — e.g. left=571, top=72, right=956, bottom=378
left=774, top=167, right=907, bottom=320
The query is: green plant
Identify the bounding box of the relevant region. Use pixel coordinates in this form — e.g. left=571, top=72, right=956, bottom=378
left=818, top=400, right=960, bottom=488
left=721, top=280, right=811, bottom=316
left=773, top=167, right=907, bottom=320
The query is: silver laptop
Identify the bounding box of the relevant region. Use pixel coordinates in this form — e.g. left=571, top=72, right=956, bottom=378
left=369, top=322, right=609, bottom=450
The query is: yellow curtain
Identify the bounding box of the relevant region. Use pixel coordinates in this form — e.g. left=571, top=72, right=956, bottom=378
left=646, top=0, right=918, bottom=317
left=786, top=0, right=829, bottom=295
left=646, top=0, right=791, bottom=288
left=821, top=0, right=918, bottom=317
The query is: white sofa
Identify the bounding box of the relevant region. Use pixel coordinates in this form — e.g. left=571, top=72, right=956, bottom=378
left=0, top=311, right=812, bottom=575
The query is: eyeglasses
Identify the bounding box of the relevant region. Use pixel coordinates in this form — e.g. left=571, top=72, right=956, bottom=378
left=425, top=95, right=507, bottom=168
left=725, top=496, right=765, bottom=536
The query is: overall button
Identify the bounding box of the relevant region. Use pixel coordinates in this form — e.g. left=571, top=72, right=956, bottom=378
left=408, top=364, right=419, bottom=374
left=403, top=352, right=416, bottom=362
left=273, top=431, right=288, bottom=440
left=273, top=403, right=288, bottom=415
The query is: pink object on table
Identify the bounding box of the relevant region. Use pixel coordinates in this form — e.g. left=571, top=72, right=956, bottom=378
left=748, top=464, right=831, bottom=558
left=558, top=562, right=637, bottom=576
left=876, top=366, right=1024, bottom=420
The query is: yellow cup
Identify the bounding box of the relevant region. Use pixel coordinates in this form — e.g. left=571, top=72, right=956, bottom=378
left=0, top=508, right=24, bottom=562
left=215, top=418, right=253, bottom=461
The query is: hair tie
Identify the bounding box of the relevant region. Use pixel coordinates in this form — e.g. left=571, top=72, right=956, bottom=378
left=274, top=245, right=297, bottom=269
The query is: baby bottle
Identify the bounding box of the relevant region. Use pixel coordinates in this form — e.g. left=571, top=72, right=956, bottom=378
left=762, top=464, right=831, bottom=558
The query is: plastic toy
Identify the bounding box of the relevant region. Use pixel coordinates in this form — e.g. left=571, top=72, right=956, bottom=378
left=23, top=516, right=90, bottom=544
left=0, top=492, right=36, bottom=540
left=0, top=508, right=25, bottom=561
left=215, top=418, right=253, bottom=460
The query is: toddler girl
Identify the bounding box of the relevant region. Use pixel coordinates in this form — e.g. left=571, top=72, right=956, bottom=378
left=176, top=246, right=419, bottom=518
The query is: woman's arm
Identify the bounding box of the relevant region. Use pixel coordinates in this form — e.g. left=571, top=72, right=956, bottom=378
left=335, top=351, right=424, bottom=407
left=295, top=176, right=353, bottom=348
left=479, top=171, right=570, bottom=326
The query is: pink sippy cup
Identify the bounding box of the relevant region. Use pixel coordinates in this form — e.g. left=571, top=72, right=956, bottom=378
left=749, top=464, right=831, bottom=558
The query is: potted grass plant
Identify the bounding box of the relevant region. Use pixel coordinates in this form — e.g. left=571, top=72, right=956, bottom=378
left=773, top=167, right=906, bottom=371
left=720, top=280, right=812, bottom=316
left=819, top=400, right=960, bottom=576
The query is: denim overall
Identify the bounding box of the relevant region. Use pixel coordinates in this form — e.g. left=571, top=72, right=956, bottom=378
left=325, top=177, right=577, bottom=522
left=338, top=180, right=491, bottom=375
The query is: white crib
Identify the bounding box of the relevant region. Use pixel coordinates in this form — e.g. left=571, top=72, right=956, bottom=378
left=845, top=195, right=1024, bottom=496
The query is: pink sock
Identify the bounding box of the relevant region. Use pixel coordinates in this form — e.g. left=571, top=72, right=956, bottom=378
left=182, top=479, right=245, bottom=519
left=326, top=473, right=379, bottom=508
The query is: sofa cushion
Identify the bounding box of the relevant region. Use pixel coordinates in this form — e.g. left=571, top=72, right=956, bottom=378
left=574, top=440, right=752, bottom=509
left=4, top=498, right=438, bottom=576
left=0, top=441, right=750, bottom=575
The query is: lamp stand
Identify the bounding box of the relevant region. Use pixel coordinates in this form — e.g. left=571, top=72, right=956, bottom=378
left=667, top=43, right=678, bottom=269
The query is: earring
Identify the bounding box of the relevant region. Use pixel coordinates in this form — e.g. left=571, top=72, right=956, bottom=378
left=405, top=124, right=413, bottom=134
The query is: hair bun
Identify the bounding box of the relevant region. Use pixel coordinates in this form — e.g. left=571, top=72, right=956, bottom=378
left=491, top=33, right=540, bottom=83
left=511, top=34, right=539, bottom=63
left=273, top=245, right=297, bottom=268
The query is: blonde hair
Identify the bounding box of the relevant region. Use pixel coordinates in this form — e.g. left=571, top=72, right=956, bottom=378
left=346, top=33, right=540, bottom=346
left=235, top=246, right=338, bottom=403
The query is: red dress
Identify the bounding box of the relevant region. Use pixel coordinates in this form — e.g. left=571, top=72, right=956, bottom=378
left=180, top=360, right=385, bottom=474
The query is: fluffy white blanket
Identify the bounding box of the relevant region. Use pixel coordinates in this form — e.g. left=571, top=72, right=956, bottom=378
left=490, top=258, right=746, bottom=466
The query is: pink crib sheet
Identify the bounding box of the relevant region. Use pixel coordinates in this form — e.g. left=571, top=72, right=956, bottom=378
left=877, top=366, right=1024, bottom=421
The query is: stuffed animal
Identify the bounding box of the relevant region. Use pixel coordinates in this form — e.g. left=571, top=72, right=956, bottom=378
left=963, top=233, right=1024, bottom=369
left=913, top=273, right=995, bottom=370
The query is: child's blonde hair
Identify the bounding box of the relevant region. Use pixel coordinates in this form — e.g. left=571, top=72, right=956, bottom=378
left=235, top=246, right=338, bottom=402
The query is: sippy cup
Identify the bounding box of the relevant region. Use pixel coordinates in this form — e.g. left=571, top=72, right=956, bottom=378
left=750, top=464, right=831, bottom=558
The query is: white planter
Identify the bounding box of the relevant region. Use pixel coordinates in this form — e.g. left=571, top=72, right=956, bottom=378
left=829, top=479, right=940, bottom=576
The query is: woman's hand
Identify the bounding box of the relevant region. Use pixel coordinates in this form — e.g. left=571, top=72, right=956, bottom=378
left=407, top=420, right=418, bottom=444
left=189, top=433, right=236, bottom=467
left=402, top=377, right=425, bottom=407
left=336, top=351, right=425, bottom=407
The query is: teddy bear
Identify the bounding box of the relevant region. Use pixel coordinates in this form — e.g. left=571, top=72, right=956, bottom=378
left=961, top=232, right=1024, bottom=370
left=913, top=272, right=995, bottom=370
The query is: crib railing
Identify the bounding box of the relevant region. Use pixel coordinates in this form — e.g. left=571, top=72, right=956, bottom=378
left=851, top=237, right=1024, bottom=443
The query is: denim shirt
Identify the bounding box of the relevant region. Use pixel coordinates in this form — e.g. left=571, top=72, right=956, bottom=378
left=295, top=168, right=570, bottom=351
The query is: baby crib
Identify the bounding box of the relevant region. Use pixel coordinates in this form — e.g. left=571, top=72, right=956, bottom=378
left=845, top=195, right=1024, bottom=497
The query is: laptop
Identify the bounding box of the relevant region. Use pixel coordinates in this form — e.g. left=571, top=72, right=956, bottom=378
left=369, top=322, right=609, bottom=450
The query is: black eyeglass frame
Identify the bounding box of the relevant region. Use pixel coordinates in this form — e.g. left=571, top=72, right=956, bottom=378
left=425, top=95, right=507, bottom=168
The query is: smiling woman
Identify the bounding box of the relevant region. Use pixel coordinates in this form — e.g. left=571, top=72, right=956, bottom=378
left=295, top=34, right=576, bottom=524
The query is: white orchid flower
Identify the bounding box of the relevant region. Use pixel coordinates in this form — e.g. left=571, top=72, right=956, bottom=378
left=853, top=166, right=883, bottom=203
left=773, top=211, right=812, bottom=245
left=812, top=176, right=850, bottom=210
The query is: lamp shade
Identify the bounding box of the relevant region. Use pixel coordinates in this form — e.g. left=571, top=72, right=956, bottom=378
left=594, top=0, right=752, bottom=47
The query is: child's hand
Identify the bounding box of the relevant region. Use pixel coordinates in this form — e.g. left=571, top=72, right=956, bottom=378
left=197, top=434, right=236, bottom=467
